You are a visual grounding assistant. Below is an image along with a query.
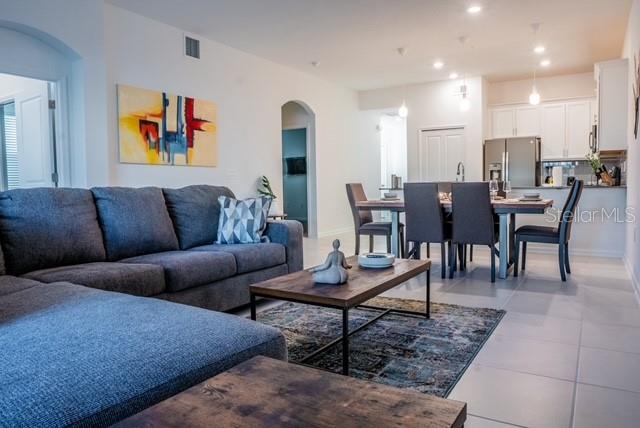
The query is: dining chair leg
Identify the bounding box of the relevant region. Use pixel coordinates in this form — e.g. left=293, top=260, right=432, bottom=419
left=462, top=245, right=467, bottom=270
left=558, top=244, right=567, bottom=282
left=399, top=229, right=405, bottom=258
left=369, top=235, right=374, bottom=253
left=564, top=243, right=571, bottom=274
left=440, top=242, right=447, bottom=278
left=386, top=234, right=391, bottom=253
left=426, top=243, right=430, bottom=258
left=458, top=244, right=465, bottom=272
left=469, top=244, right=473, bottom=262
left=355, top=233, right=360, bottom=255
left=521, top=241, right=527, bottom=271
left=490, top=246, right=496, bottom=283
left=449, top=243, right=457, bottom=279
left=514, top=238, right=520, bottom=276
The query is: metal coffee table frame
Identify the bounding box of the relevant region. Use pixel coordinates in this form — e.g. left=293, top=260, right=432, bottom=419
left=250, top=267, right=430, bottom=376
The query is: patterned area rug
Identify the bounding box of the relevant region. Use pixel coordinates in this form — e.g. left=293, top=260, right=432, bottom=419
left=256, top=297, right=505, bottom=397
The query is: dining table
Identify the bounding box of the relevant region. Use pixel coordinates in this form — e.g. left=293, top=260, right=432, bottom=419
left=355, top=197, right=554, bottom=279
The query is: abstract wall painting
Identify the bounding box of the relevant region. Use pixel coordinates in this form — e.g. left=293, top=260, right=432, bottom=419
left=117, top=84, right=218, bottom=166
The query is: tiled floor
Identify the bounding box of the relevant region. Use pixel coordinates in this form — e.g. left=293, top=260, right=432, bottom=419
left=300, top=232, right=640, bottom=428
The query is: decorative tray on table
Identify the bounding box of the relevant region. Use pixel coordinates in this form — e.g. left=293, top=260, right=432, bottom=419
left=358, top=253, right=395, bottom=269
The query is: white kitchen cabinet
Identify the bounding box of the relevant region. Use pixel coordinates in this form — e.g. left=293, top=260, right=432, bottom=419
left=491, top=108, right=516, bottom=138
left=541, top=103, right=566, bottom=159
left=595, top=59, right=628, bottom=151
left=565, top=101, right=592, bottom=158
left=490, top=106, right=540, bottom=138
left=515, top=106, right=540, bottom=136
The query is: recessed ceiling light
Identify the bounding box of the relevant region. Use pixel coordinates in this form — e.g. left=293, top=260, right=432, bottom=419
left=467, top=5, right=482, bottom=14
left=540, top=59, right=551, bottom=67
left=449, top=72, right=459, bottom=79
left=534, top=45, right=546, bottom=54
left=433, top=60, right=444, bottom=69
left=310, top=61, right=320, bottom=67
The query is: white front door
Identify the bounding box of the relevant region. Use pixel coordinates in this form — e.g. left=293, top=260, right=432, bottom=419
left=14, top=82, right=53, bottom=188
left=419, top=128, right=465, bottom=182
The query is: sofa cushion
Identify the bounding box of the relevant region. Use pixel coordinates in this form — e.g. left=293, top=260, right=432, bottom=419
left=121, top=251, right=236, bottom=292
left=191, top=243, right=286, bottom=274
left=0, top=282, right=286, bottom=428
left=0, top=188, right=106, bottom=275
left=217, top=196, right=272, bottom=244
left=163, top=185, right=235, bottom=250
left=23, top=262, right=166, bottom=296
left=0, top=275, right=42, bottom=297
left=92, top=187, right=179, bottom=260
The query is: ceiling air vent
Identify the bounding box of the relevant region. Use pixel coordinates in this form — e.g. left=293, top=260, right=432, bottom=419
left=184, top=35, right=200, bottom=59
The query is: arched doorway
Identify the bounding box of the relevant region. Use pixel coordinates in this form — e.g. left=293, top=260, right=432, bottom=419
left=281, top=101, right=317, bottom=238
left=0, top=23, right=81, bottom=188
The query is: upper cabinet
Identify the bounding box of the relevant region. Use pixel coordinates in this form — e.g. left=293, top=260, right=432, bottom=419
left=565, top=101, right=592, bottom=158
left=595, top=59, right=628, bottom=151
left=490, top=106, right=540, bottom=138
left=541, top=103, right=566, bottom=159
left=489, top=98, right=595, bottom=160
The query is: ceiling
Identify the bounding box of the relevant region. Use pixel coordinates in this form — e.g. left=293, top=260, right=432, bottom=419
left=107, top=0, right=632, bottom=90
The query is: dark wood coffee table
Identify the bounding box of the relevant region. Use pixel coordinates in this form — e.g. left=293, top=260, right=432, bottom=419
left=114, top=356, right=466, bottom=428
left=250, top=256, right=431, bottom=375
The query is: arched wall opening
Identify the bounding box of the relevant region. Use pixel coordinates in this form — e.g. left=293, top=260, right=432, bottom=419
left=0, top=22, right=83, bottom=188
left=281, top=100, right=318, bottom=238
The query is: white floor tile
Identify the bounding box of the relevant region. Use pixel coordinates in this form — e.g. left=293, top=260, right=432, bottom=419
left=493, top=312, right=581, bottom=345
left=504, top=291, right=583, bottom=320
left=578, top=347, right=640, bottom=393
left=474, top=335, right=579, bottom=381
left=465, top=415, right=521, bottom=427
left=581, top=322, right=640, bottom=354
left=573, top=383, right=640, bottom=428
left=448, top=364, right=574, bottom=428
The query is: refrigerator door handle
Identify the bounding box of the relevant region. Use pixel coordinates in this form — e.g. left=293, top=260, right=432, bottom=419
left=505, top=151, right=509, bottom=182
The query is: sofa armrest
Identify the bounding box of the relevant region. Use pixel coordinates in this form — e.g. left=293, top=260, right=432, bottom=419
left=265, top=220, right=303, bottom=273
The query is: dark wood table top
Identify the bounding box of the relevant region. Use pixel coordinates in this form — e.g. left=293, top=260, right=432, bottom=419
left=250, top=256, right=431, bottom=309
left=114, top=356, right=467, bottom=428
left=356, top=198, right=553, bottom=214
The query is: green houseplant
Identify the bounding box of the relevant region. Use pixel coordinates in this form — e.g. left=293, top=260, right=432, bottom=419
left=258, top=176, right=277, bottom=199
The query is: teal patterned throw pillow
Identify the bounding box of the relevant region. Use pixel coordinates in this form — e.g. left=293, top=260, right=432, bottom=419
left=216, top=196, right=272, bottom=244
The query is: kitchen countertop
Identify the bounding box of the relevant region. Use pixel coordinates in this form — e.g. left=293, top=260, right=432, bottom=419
left=513, top=185, right=626, bottom=190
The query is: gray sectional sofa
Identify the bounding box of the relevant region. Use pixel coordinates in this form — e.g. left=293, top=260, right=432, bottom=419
left=0, top=185, right=303, bottom=427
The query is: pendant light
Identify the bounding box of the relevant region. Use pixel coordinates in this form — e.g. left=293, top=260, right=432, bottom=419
left=529, top=23, right=542, bottom=105
left=529, top=68, right=541, bottom=105
left=458, top=36, right=471, bottom=112
left=398, top=101, right=409, bottom=118
left=397, top=47, right=409, bottom=118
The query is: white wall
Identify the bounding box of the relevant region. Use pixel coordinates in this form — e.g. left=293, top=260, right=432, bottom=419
left=0, top=1, right=382, bottom=236
left=623, top=0, right=640, bottom=291
left=104, top=5, right=374, bottom=236
left=359, top=77, right=486, bottom=182
left=488, top=72, right=596, bottom=106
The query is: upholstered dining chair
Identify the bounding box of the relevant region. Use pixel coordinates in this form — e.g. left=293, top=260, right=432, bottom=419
left=451, top=182, right=500, bottom=282
left=346, top=183, right=404, bottom=256
left=404, top=182, right=452, bottom=278
left=514, top=180, right=584, bottom=281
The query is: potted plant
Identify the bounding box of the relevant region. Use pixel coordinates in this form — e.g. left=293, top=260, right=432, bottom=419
left=258, top=176, right=281, bottom=215
left=585, top=152, right=614, bottom=186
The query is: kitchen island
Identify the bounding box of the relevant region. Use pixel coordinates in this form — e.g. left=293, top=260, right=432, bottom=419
left=510, top=186, right=627, bottom=258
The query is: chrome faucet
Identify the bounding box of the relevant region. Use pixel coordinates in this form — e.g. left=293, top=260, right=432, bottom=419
left=456, top=162, right=465, bottom=182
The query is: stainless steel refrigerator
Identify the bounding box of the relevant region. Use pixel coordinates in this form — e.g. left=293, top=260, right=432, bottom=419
left=483, top=137, right=541, bottom=187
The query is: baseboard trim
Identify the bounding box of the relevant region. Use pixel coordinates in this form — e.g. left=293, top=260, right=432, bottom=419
left=317, top=227, right=353, bottom=238
left=623, top=255, right=640, bottom=307
left=523, top=243, right=623, bottom=259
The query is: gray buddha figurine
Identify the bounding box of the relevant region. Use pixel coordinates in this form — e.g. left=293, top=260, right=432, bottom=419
left=310, top=239, right=351, bottom=284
